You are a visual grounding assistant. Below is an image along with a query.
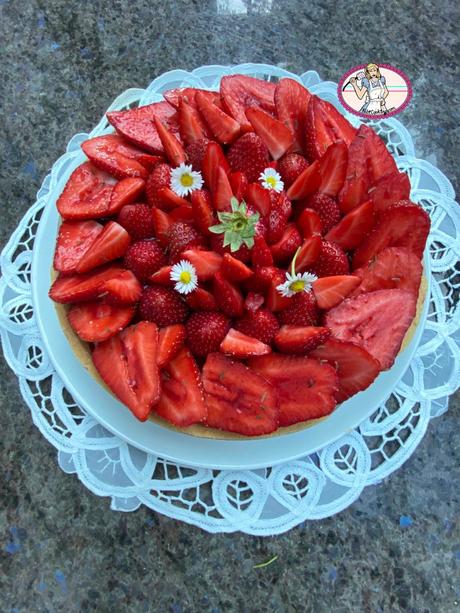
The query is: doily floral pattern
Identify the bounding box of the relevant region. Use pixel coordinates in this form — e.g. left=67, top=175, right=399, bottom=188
left=1, top=64, right=459, bottom=535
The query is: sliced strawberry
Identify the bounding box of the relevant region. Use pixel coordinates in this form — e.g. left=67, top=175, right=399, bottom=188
left=99, top=270, right=143, bottom=305
left=202, top=142, right=230, bottom=192
left=203, top=353, right=278, bottom=436
left=75, top=221, right=131, bottom=273
left=286, top=159, right=321, bottom=200
left=310, top=339, right=380, bottom=402
left=182, top=249, right=223, bottom=280
left=178, top=99, right=209, bottom=146
left=213, top=271, right=244, bottom=317
left=270, top=224, right=302, bottom=264
left=53, top=220, right=103, bottom=274
left=337, top=127, right=369, bottom=212
left=313, top=275, right=361, bottom=309
left=249, top=353, right=338, bottom=426
left=229, top=171, right=248, bottom=201
left=50, top=265, right=126, bottom=303
left=153, top=117, right=186, bottom=166
left=220, top=328, right=271, bottom=358
left=274, top=325, right=331, bottom=355
left=305, top=96, right=356, bottom=161
left=360, top=124, right=398, bottom=184
left=295, top=235, right=322, bottom=271
left=275, top=78, right=311, bottom=153
left=196, top=91, right=241, bottom=145
left=185, top=287, right=218, bottom=311
left=81, top=134, right=155, bottom=180
left=352, top=247, right=422, bottom=296
left=252, top=235, right=274, bottom=267
left=156, top=187, right=190, bottom=211
left=297, top=208, right=322, bottom=238
left=164, top=87, right=221, bottom=110
left=318, top=141, right=348, bottom=197
left=325, top=289, right=417, bottom=370
left=338, top=176, right=367, bottom=214
left=325, top=200, right=374, bottom=250
left=266, top=269, right=291, bottom=312
left=220, top=75, right=276, bottom=132
left=246, top=107, right=295, bottom=160
left=369, top=171, right=411, bottom=214
left=68, top=302, right=135, bottom=342
left=151, top=208, right=173, bottom=247
left=212, top=165, right=234, bottom=211
left=191, top=189, right=214, bottom=235
left=157, top=324, right=186, bottom=368
left=245, top=183, right=271, bottom=217
left=57, top=162, right=114, bottom=220
left=107, top=101, right=179, bottom=154
left=169, top=204, right=195, bottom=223
left=221, top=253, right=253, bottom=282
left=155, top=348, right=207, bottom=427
left=352, top=202, right=430, bottom=268
left=92, top=322, right=160, bottom=421
left=149, top=265, right=173, bottom=286
left=110, top=177, right=146, bottom=216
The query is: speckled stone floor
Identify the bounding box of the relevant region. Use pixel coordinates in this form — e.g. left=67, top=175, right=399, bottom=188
left=1, top=1, right=459, bottom=611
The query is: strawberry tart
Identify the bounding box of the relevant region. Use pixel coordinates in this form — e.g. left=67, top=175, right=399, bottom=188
left=49, top=74, right=430, bottom=437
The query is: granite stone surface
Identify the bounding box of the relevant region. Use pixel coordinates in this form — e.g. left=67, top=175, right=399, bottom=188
left=1, top=0, right=459, bottom=611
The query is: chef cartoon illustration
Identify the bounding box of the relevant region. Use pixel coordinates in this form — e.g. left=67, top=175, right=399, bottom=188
left=348, top=63, right=389, bottom=115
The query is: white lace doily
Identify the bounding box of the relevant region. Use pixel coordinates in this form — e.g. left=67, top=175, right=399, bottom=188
left=1, top=64, right=459, bottom=535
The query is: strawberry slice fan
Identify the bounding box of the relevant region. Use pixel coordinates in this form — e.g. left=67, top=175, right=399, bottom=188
left=0, top=65, right=459, bottom=536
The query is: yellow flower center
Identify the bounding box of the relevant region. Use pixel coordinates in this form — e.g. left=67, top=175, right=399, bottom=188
left=290, top=280, right=306, bottom=292
left=266, top=176, right=277, bottom=188
left=180, top=173, right=194, bottom=187
left=180, top=271, right=192, bottom=284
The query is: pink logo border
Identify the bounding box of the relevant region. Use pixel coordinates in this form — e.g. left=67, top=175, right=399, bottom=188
left=337, top=63, right=413, bottom=120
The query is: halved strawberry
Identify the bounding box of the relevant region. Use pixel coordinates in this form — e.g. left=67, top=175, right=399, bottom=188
left=227, top=133, right=270, bottom=184
left=191, top=189, right=214, bottom=235
left=107, top=101, right=179, bottom=154
left=155, top=348, right=207, bottom=427
left=325, top=200, right=374, bottom=250
left=92, top=322, right=160, bottom=421
left=185, top=287, right=218, bottom=311
left=81, top=134, right=158, bottom=179
left=305, top=96, right=356, bottom=161
left=149, top=265, right=173, bottom=286
left=265, top=269, right=291, bottom=312
left=169, top=204, right=195, bottom=223
left=156, top=187, right=190, bottom=211
left=352, top=247, right=422, bottom=296
left=157, top=324, right=186, bottom=368
left=203, top=352, right=278, bottom=435
left=245, top=183, right=271, bottom=217
left=312, top=275, right=361, bottom=309
left=182, top=249, right=223, bottom=280
left=295, top=234, right=322, bottom=271
left=275, top=78, right=311, bottom=153
left=109, top=177, right=146, bottom=216
left=76, top=221, right=131, bottom=273
left=56, top=162, right=114, bottom=220
left=220, top=75, right=276, bottom=132
left=369, top=171, right=411, bottom=214
left=68, top=302, right=135, bottom=342
left=270, top=224, right=302, bottom=264
left=352, top=202, right=430, bottom=269
left=245, top=107, right=295, bottom=160
left=212, top=165, right=234, bottom=211
left=286, top=159, right=321, bottom=201
left=153, top=117, right=186, bottom=166
left=274, top=326, right=330, bottom=355
left=252, top=235, right=274, bottom=267
left=318, top=141, right=348, bottom=197
left=213, top=271, right=244, bottom=317
left=202, top=142, right=230, bottom=192
left=196, top=91, right=241, bottom=145
left=220, top=328, right=271, bottom=358
left=99, top=270, right=143, bottom=305
left=297, top=208, right=322, bottom=238
left=178, top=99, right=209, bottom=146
left=310, top=241, right=350, bottom=277
left=221, top=253, right=253, bottom=282
left=229, top=171, right=249, bottom=201
left=249, top=353, right=338, bottom=426
left=151, top=208, right=173, bottom=247
left=244, top=292, right=265, bottom=313
left=278, top=290, right=318, bottom=327
left=325, top=289, right=417, bottom=370
left=163, top=87, right=221, bottom=109
left=50, top=265, right=128, bottom=303
left=310, top=339, right=380, bottom=402
left=53, top=220, right=103, bottom=274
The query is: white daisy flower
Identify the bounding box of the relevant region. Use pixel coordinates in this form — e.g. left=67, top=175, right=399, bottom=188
left=170, top=260, right=198, bottom=295
left=170, top=163, right=204, bottom=197
left=276, top=271, right=318, bottom=298
left=259, top=167, right=284, bottom=193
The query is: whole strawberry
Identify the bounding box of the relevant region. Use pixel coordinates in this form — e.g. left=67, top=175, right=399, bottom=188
left=167, top=221, right=205, bottom=263
left=139, top=286, right=189, bottom=326
left=117, top=204, right=155, bottom=240
left=310, top=240, right=349, bottom=277
left=305, top=192, right=341, bottom=235
left=235, top=309, right=280, bottom=344
left=124, top=239, right=167, bottom=281
left=146, top=163, right=171, bottom=208
left=185, top=138, right=211, bottom=171
left=227, top=133, right=269, bottom=183
left=278, top=290, right=319, bottom=326
left=186, top=311, right=230, bottom=356
left=278, top=153, right=309, bottom=188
